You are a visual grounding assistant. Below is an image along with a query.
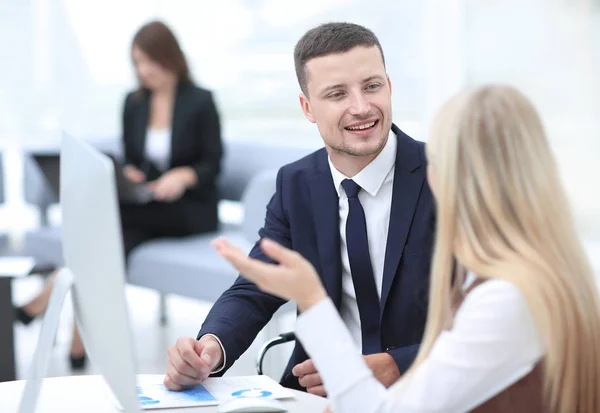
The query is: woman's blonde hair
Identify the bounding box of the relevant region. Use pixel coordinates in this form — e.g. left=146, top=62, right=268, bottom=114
left=414, top=84, right=600, bottom=412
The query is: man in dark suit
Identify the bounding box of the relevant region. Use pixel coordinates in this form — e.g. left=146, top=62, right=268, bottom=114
left=164, top=22, right=435, bottom=395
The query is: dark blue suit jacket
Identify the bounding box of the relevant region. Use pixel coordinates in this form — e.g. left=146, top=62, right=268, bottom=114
left=199, top=124, right=435, bottom=390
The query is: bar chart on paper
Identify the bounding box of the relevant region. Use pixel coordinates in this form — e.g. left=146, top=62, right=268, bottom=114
left=124, top=375, right=294, bottom=410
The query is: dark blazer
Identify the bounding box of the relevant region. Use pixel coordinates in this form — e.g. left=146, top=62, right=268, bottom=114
left=198, top=124, right=435, bottom=390
left=122, top=82, right=223, bottom=205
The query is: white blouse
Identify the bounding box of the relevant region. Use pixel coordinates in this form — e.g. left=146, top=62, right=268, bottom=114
left=295, top=278, right=544, bottom=413
left=144, top=128, right=171, bottom=172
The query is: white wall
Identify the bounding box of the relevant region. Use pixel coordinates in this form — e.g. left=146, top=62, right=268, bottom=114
left=0, top=0, right=431, bottom=146
left=464, top=0, right=600, bottom=237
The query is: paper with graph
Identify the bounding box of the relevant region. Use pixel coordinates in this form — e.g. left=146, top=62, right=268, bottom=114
left=132, top=374, right=294, bottom=409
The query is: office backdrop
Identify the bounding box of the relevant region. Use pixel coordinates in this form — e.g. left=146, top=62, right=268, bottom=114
left=0, top=0, right=598, bottom=239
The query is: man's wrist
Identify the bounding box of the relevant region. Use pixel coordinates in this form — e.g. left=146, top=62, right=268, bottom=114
left=364, top=352, right=401, bottom=387
left=199, top=334, right=226, bottom=374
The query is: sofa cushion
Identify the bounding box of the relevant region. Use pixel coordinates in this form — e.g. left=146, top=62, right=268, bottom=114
left=127, top=230, right=251, bottom=303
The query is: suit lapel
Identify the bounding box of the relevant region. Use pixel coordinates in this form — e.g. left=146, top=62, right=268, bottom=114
left=169, top=83, right=186, bottom=167
left=308, top=150, right=343, bottom=310
left=380, top=125, right=425, bottom=314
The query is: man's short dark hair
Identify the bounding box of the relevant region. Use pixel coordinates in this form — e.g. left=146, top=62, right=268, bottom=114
left=293, top=22, right=385, bottom=95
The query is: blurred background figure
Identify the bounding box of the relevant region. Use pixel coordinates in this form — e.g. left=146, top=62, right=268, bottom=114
left=11, top=19, right=223, bottom=371
left=120, top=20, right=222, bottom=256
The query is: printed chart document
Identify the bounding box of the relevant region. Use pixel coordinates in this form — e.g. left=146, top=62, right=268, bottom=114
left=127, top=374, right=295, bottom=409
left=0, top=256, right=35, bottom=278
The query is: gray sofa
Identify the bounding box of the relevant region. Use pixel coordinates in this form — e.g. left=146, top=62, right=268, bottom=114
left=20, top=139, right=316, bottom=313
left=127, top=168, right=279, bottom=303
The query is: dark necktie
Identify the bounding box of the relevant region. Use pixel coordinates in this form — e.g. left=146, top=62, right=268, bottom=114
left=341, top=178, right=381, bottom=354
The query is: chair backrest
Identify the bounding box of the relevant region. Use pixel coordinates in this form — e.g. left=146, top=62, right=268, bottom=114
left=23, top=154, right=59, bottom=226
left=22, top=138, right=122, bottom=210
left=218, top=139, right=317, bottom=202
left=22, top=140, right=317, bottom=203
left=241, top=169, right=279, bottom=244
left=22, top=139, right=320, bottom=226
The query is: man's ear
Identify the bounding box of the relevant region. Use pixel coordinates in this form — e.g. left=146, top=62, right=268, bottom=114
left=387, top=74, right=392, bottom=95
left=299, top=93, right=316, bottom=123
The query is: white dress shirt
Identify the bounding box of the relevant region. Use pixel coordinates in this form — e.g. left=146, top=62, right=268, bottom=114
left=327, top=131, right=396, bottom=349
left=144, top=128, right=171, bottom=172
left=295, top=276, right=544, bottom=413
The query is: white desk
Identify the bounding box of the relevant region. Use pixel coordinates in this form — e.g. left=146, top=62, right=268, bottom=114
left=0, top=375, right=328, bottom=413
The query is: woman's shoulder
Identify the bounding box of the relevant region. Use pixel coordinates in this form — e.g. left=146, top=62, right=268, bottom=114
left=177, top=84, right=218, bottom=115
left=179, top=82, right=213, bottom=100
left=457, top=276, right=542, bottom=354
left=464, top=277, right=528, bottom=319
left=123, top=88, right=146, bottom=108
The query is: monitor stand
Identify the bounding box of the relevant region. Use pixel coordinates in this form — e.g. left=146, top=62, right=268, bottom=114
left=17, top=268, right=140, bottom=413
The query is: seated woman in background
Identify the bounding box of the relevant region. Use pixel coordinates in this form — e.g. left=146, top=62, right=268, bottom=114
left=14, top=20, right=223, bottom=370
left=120, top=19, right=223, bottom=256
left=214, top=85, right=600, bottom=412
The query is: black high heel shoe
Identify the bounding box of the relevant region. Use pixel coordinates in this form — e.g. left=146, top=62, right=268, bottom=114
left=69, top=353, right=87, bottom=370
left=14, top=306, right=36, bottom=325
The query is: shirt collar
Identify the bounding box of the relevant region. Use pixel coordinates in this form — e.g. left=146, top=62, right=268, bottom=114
left=328, top=129, right=396, bottom=198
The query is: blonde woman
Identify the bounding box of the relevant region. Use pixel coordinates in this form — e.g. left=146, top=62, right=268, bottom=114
left=213, top=85, right=600, bottom=412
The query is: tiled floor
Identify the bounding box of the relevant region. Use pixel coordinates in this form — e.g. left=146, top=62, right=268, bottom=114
left=12, top=275, right=296, bottom=382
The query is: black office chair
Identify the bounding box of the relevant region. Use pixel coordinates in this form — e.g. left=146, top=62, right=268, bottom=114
left=256, top=331, right=296, bottom=375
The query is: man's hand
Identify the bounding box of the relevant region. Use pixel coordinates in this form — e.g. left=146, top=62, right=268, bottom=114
left=292, top=359, right=326, bottom=396
left=364, top=352, right=400, bottom=388
left=164, top=335, right=224, bottom=391
left=292, top=353, right=400, bottom=397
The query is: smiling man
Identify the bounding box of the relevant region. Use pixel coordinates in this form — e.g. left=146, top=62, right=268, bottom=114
left=164, top=22, right=436, bottom=396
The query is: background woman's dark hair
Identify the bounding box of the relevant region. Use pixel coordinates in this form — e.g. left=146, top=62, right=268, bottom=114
left=132, top=20, right=192, bottom=85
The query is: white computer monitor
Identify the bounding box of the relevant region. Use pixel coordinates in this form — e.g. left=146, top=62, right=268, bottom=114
left=60, top=133, right=140, bottom=412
